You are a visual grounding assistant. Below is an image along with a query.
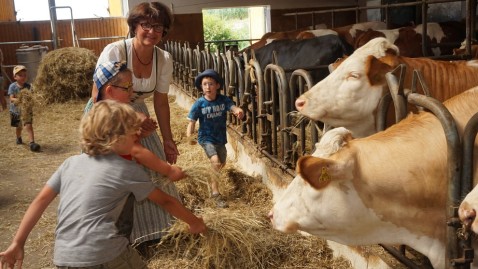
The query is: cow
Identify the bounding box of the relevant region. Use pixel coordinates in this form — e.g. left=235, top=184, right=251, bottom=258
left=297, top=21, right=387, bottom=46
left=294, top=37, right=478, bottom=138
left=242, top=24, right=327, bottom=52
left=251, top=34, right=353, bottom=83
left=269, top=87, right=478, bottom=269
left=353, top=21, right=466, bottom=57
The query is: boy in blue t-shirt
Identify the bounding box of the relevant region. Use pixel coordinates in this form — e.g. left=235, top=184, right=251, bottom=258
left=8, top=65, right=40, bottom=151
left=186, top=69, right=244, bottom=208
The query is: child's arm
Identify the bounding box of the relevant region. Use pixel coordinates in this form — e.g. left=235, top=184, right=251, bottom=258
left=148, top=188, right=207, bottom=234
left=231, top=106, right=244, bottom=120
left=186, top=120, right=197, bottom=145
left=131, top=142, right=186, bottom=181
left=0, top=186, right=57, bottom=268
left=9, top=93, right=18, bottom=105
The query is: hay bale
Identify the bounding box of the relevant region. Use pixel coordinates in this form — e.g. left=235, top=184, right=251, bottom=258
left=33, top=47, right=97, bottom=104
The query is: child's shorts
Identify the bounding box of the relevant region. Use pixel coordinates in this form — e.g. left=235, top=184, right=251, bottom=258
left=10, top=112, right=21, bottom=127
left=200, top=143, right=227, bottom=164
left=55, top=245, right=147, bottom=269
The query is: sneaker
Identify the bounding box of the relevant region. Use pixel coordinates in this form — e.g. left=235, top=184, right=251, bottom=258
left=212, top=193, right=228, bottom=208
left=29, top=142, right=41, bottom=152
left=16, top=137, right=23, bottom=145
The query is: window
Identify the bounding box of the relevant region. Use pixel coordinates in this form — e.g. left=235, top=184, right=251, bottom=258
left=14, top=0, right=111, bottom=21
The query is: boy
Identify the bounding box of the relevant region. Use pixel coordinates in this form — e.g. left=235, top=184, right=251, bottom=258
left=8, top=65, right=40, bottom=151
left=186, top=69, right=244, bottom=208
left=88, top=60, right=185, bottom=181
left=0, top=100, right=207, bottom=269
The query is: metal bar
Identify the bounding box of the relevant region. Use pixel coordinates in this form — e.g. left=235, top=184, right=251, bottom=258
left=50, top=6, right=77, bottom=47
left=0, top=40, right=54, bottom=45
left=407, top=92, right=462, bottom=268
left=283, top=0, right=465, bottom=16
left=77, top=36, right=125, bottom=41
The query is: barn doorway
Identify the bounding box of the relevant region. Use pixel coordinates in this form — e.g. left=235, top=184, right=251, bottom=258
left=202, top=6, right=270, bottom=52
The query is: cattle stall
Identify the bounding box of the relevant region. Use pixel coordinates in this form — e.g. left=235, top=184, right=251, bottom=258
left=165, top=1, right=478, bottom=267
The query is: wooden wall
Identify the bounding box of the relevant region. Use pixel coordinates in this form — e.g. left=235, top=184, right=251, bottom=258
left=0, top=17, right=128, bottom=82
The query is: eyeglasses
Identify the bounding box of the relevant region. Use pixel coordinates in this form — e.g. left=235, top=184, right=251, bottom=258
left=140, top=23, right=165, bottom=33
left=111, top=83, right=134, bottom=92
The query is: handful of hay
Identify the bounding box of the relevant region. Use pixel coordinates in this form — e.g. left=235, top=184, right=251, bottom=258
left=153, top=208, right=268, bottom=268
left=18, top=89, right=34, bottom=122
left=178, top=164, right=234, bottom=210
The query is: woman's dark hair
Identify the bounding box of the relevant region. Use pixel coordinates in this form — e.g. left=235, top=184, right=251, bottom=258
left=127, top=2, right=173, bottom=37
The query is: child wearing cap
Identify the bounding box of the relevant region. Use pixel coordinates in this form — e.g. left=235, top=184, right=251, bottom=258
left=8, top=65, right=40, bottom=151
left=186, top=69, right=244, bottom=208
left=86, top=61, right=186, bottom=182
left=0, top=100, right=207, bottom=269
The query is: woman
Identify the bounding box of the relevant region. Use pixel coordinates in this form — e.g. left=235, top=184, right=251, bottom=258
left=85, top=1, right=180, bottom=256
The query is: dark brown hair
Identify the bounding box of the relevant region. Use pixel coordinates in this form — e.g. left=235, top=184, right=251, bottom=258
left=127, top=1, right=173, bottom=37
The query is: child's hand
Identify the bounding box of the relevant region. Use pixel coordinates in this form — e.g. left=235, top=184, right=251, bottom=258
left=167, top=165, right=186, bottom=182
left=188, top=217, right=207, bottom=234
left=0, top=242, right=24, bottom=269
left=234, top=108, right=244, bottom=120
left=139, top=117, right=158, bottom=138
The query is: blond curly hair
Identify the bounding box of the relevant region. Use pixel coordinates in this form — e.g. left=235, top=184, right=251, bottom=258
left=80, top=100, right=141, bottom=155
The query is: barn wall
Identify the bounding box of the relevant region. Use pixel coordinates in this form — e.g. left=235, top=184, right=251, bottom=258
left=0, top=17, right=128, bottom=82
left=0, top=0, right=15, bottom=22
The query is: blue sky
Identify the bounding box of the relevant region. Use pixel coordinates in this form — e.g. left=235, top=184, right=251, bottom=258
left=15, top=0, right=110, bottom=21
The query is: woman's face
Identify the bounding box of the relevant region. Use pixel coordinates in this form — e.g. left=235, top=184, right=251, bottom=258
left=135, top=20, right=164, bottom=46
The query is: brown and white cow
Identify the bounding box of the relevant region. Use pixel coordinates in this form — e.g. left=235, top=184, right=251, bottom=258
left=242, top=24, right=327, bottom=52
left=353, top=21, right=466, bottom=57
left=297, top=21, right=387, bottom=46
left=295, top=37, right=478, bottom=138
left=270, top=87, right=478, bottom=269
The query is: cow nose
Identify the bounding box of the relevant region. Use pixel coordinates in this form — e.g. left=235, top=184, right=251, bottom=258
left=459, top=206, right=476, bottom=227
left=295, top=98, right=306, bottom=111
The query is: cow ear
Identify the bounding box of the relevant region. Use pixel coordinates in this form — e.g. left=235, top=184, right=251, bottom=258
left=296, top=156, right=337, bottom=189
left=365, top=55, right=393, bottom=85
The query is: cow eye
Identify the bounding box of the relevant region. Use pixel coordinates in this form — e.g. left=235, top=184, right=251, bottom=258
left=347, top=72, right=360, bottom=80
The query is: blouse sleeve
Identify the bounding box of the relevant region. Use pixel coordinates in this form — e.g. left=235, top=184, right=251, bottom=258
left=96, top=40, right=125, bottom=68
left=155, top=48, right=173, bottom=94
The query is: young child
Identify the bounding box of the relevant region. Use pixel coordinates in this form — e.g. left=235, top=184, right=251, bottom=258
left=186, top=69, right=244, bottom=208
left=0, top=100, right=207, bottom=269
left=88, top=60, right=184, bottom=181
left=8, top=65, right=40, bottom=151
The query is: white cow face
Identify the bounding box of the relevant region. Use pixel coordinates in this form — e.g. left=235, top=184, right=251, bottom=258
left=295, top=37, right=399, bottom=138
left=269, top=127, right=384, bottom=244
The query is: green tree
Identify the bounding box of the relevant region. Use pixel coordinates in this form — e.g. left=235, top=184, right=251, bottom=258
left=203, top=12, right=234, bottom=52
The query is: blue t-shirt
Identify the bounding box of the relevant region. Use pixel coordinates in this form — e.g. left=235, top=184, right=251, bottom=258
left=187, top=94, right=235, bottom=145
left=8, top=82, right=31, bottom=114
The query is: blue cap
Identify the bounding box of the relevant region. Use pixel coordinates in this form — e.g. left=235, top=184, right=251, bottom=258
left=195, top=69, right=223, bottom=90
left=93, top=61, right=127, bottom=101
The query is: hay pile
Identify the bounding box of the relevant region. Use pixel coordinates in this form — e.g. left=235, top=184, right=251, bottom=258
left=33, top=47, right=97, bottom=104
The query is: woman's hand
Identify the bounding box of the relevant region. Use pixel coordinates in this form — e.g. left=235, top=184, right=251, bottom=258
left=164, top=139, right=179, bottom=164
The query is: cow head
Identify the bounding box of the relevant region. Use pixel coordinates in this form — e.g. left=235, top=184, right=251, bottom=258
left=295, top=37, right=399, bottom=138
left=269, top=128, right=357, bottom=236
